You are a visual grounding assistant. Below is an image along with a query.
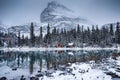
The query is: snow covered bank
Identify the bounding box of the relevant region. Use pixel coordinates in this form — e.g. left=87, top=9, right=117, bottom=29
left=39, top=63, right=111, bottom=80
left=0, top=62, right=112, bottom=80
left=0, top=47, right=120, bottom=52
left=1, top=55, right=120, bottom=80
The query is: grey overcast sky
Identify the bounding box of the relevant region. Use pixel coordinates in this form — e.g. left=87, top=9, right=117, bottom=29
left=0, top=0, right=120, bottom=27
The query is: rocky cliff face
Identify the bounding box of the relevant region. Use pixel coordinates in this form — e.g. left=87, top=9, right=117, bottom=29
left=40, top=1, right=92, bottom=30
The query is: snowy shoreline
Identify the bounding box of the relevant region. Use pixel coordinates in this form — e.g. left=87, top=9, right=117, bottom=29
left=1, top=48, right=120, bottom=80
left=1, top=57, right=120, bottom=80
left=0, top=47, right=120, bottom=52
left=0, top=61, right=112, bottom=80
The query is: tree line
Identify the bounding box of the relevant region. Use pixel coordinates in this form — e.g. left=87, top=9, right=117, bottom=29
left=17, top=22, right=120, bottom=47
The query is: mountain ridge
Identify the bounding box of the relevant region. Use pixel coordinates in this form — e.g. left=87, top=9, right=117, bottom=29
left=40, top=1, right=92, bottom=30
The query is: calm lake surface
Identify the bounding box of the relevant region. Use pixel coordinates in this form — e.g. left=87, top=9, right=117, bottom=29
left=0, top=50, right=120, bottom=80
left=0, top=50, right=119, bottom=73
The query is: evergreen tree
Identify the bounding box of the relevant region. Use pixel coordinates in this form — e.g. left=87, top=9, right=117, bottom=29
left=44, top=24, right=51, bottom=45
left=110, top=24, right=114, bottom=36
left=95, top=25, right=100, bottom=44
left=91, top=25, right=96, bottom=44
left=76, top=24, right=81, bottom=46
left=115, top=22, right=120, bottom=44
left=24, top=36, right=29, bottom=46
left=81, top=25, right=84, bottom=44
left=40, top=26, right=43, bottom=39
left=39, top=26, right=43, bottom=46
left=30, top=22, right=35, bottom=47
left=18, top=31, right=20, bottom=46
left=86, top=27, right=91, bottom=43
left=52, top=27, right=57, bottom=35
left=109, top=24, right=114, bottom=43
left=63, top=28, right=67, bottom=45
left=77, top=24, right=80, bottom=34
left=21, top=35, right=25, bottom=46
left=47, top=24, right=50, bottom=34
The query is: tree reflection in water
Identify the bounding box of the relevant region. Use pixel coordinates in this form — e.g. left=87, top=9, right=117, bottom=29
left=0, top=50, right=119, bottom=74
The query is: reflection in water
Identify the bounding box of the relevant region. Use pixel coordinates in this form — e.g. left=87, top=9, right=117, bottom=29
left=112, top=78, right=120, bottom=80
left=0, top=50, right=119, bottom=74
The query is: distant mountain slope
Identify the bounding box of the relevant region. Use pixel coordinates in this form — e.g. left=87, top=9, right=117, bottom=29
left=8, top=1, right=94, bottom=37
left=8, top=22, right=41, bottom=37
left=0, top=24, right=7, bottom=33
left=40, top=1, right=93, bottom=30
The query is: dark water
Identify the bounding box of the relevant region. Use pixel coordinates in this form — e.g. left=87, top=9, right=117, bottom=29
left=112, top=78, right=120, bottom=80
left=0, top=50, right=119, bottom=74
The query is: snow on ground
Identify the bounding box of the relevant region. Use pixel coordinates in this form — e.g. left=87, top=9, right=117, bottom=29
left=0, top=48, right=120, bottom=80
left=0, top=62, right=46, bottom=80
left=0, top=47, right=120, bottom=52
left=102, top=57, right=120, bottom=78
left=39, top=63, right=111, bottom=80
left=0, top=66, right=30, bottom=80
left=68, top=52, right=74, bottom=55
left=0, top=62, right=112, bottom=80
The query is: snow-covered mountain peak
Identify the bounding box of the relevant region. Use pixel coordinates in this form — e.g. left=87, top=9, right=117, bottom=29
left=40, top=1, right=92, bottom=30
left=41, top=1, right=74, bottom=23
left=47, top=1, right=72, bottom=11
left=4, top=1, right=93, bottom=37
